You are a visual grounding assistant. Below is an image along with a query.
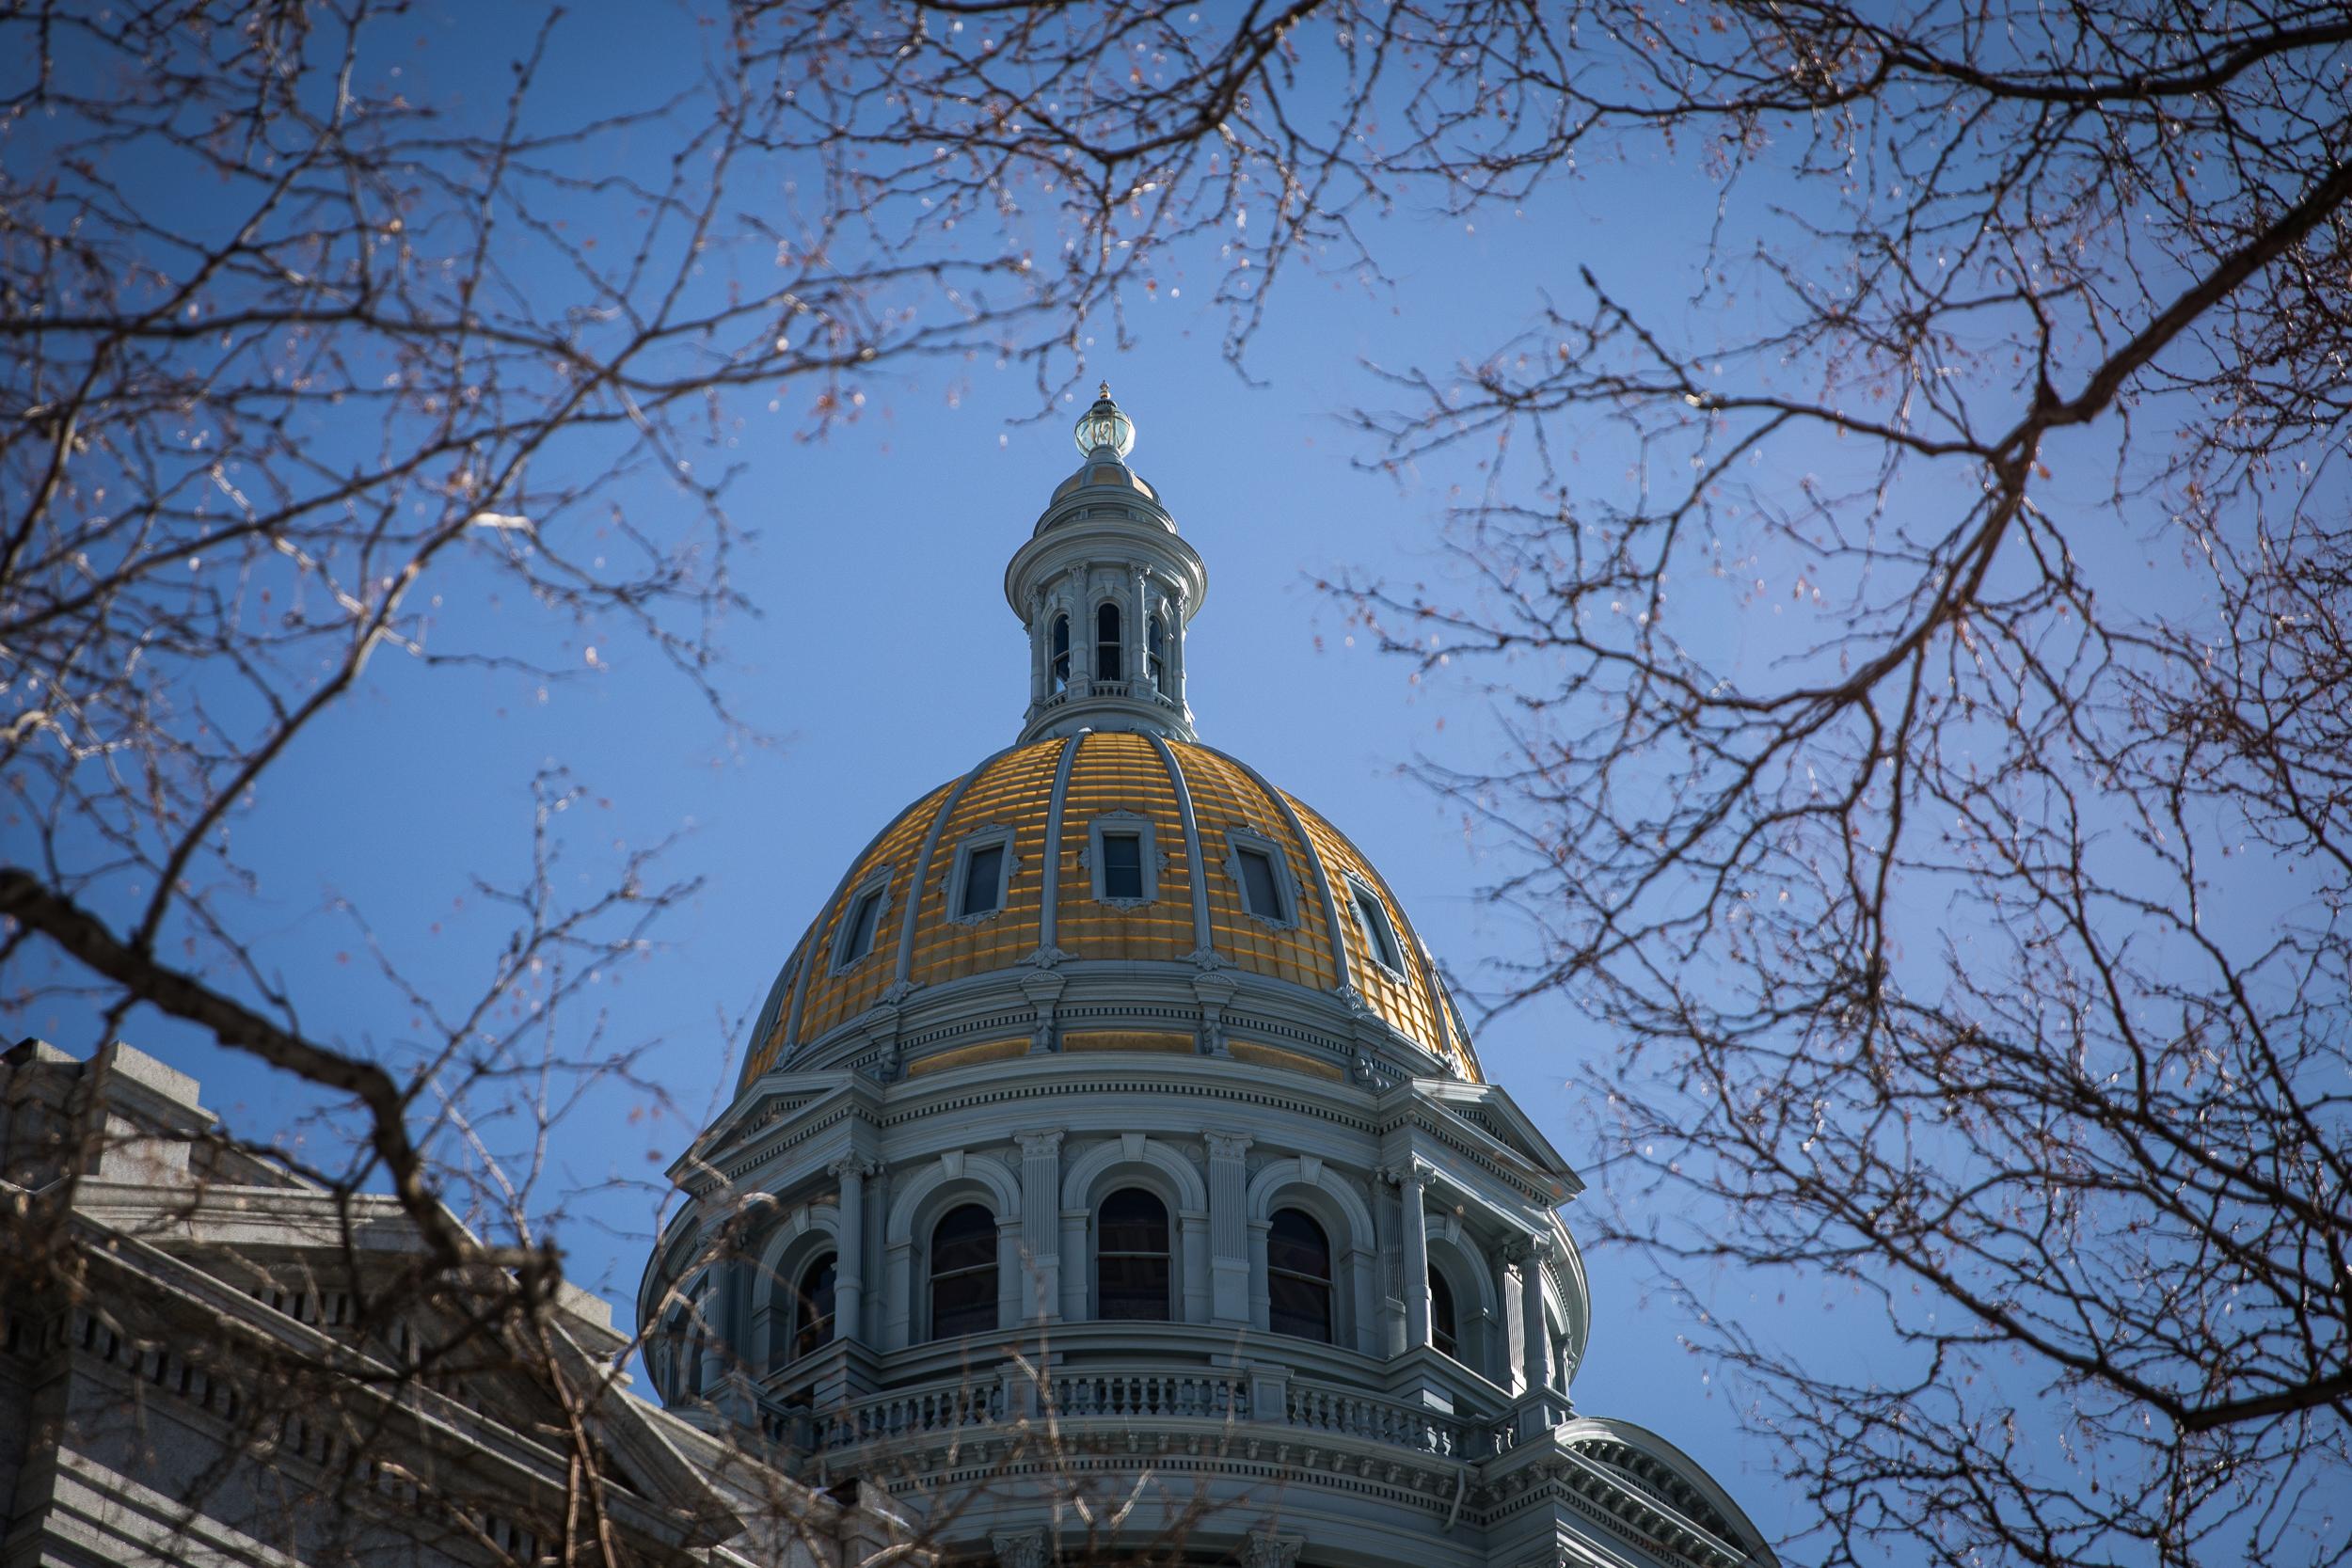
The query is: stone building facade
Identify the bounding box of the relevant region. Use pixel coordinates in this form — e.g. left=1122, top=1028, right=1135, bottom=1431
left=639, top=392, right=1777, bottom=1568
left=0, top=1037, right=910, bottom=1567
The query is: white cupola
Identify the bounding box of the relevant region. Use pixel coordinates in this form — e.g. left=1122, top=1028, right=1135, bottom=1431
left=1003, top=387, right=1207, bottom=744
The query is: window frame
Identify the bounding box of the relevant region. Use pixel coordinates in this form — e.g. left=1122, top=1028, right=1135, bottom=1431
left=1146, top=611, right=1168, bottom=696
left=1094, top=1187, right=1174, bottom=1322
left=1428, top=1263, right=1459, bottom=1360
left=926, top=1202, right=1001, bottom=1341
left=1083, top=811, right=1163, bottom=910
left=1343, top=874, right=1406, bottom=975
left=1050, top=612, right=1072, bottom=692
left=1221, top=829, right=1299, bottom=927
left=831, top=871, right=893, bottom=973
left=946, top=827, right=1019, bottom=925
left=790, top=1251, right=838, bottom=1362
left=1266, top=1207, right=1335, bottom=1343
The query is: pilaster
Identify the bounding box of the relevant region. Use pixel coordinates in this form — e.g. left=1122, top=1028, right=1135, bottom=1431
left=1016, top=1130, right=1065, bottom=1320
left=1205, top=1130, right=1253, bottom=1324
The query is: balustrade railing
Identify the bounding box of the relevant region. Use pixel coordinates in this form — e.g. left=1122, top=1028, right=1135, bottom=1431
left=777, top=1365, right=1497, bottom=1461
left=1283, top=1380, right=1478, bottom=1458
left=1048, top=1368, right=1247, bottom=1421
left=814, top=1381, right=1003, bottom=1449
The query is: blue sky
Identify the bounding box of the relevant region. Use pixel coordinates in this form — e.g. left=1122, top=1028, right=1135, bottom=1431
left=24, top=4, right=2271, bottom=1548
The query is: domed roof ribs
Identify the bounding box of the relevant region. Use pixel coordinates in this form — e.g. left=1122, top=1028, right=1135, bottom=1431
left=744, top=929, right=808, bottom=1067
left=1145, top=733, right=1215, bottom=962
left=1035, top=731, right=1084, bottom=958
left=894, top=743, right=1024, bottom=988
left=777, top=784, right=956, bottom=1062
left=1210, top=746, right=1353, bottom=997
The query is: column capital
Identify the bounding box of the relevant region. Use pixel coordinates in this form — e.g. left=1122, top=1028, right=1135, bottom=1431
left=991, top=1528, right=1048, bottom=1568
left=1014, top=1129, right=1066, bottom=1157
left=826, top=1156, right=882, bottom=1180
left=1241, top=1530, right=1304, bottom=1568
left=1203, top=1131, right=1253, bottom=1161
left=1504, top=1232, right=1553, bottom=1265
left=1380, top=1160, right=1433, bottom=1189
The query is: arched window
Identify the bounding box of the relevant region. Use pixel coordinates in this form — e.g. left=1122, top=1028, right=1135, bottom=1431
left=1147, top=614, right=1168, bottom=695
left=1097, top=1188, right=1171, bottom=1320
left=1095, top=602, right=1124, bottom=683
left=1428, top=1265, right=1458, bottom=1360
left=790, top=1252, right=837, bottom=1362
left=1051, top=613, right=1072, bottom=692
left=929, top=1204, right=997, bottom=1339
left=1267, top=1208, right=1333, bottom=1342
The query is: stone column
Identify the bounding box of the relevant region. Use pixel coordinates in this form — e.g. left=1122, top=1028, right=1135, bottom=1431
left=829, top=1158, right=869, bottom=1345
left=1128, top=562, right=1150, bottom=695
left=862, top=1161, right=890, bottom=1344
left=1515, top=1234, right=1552, bottom=1394
left=1168, top=586, right=1188, bottom=713
left=695, top=1263, right=732, bottom=1394
left=1391, top=1163, right=1432, bottom=1351
left=1017, top=1130, right=1064, bottom=1321
left=1027, top=591, right=1047, bottom=708
left=1205, top=1131, right=1253, bottom=1324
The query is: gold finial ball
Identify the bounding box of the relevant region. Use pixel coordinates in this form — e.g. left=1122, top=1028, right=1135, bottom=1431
left=1074, top=386, right=1136, bottom=460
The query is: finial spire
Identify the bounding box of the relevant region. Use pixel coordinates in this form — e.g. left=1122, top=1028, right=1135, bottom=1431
left=1073, top=384, right=1136, bottom=460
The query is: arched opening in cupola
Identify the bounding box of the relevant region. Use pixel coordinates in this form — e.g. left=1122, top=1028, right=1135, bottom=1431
left=1095, top=602, right=1123, bottom=682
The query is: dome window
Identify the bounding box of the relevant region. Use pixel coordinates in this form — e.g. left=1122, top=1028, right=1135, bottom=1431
left=929, top=1204, right=998, bottom=1339
left=951, top=832, right=1014, bottom=921
left=790, top=1252, right=837, bottom=1362
left=1429, top=1265, right=1459, bottom=1360
left=1236, top=847, right=1287, bottom=923
left=1267, top=1208, right=1333, bottom=1342
left=1103, top=834, right=1144, bottom=900
left=1085, top=812, right=1159, bottom=907
left=1050, top=613, right=1071, bottom=692
left=834, top=879, right=889, bottom=970
left=1346, top=878, right=1405, bottom=974
left=1096, top=1188, right=1171, bottom=1321
left=1095, top=602, right=1124, bottom=683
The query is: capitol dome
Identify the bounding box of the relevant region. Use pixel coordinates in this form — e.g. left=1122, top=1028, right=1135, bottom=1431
left=642, top=388, right=1775, bottom=1568
left=739, top=732, right=1481, bottom=1090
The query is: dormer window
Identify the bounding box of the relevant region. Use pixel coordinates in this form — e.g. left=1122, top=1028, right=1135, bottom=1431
left=835, top=881, right=887, bottom=969
left=960, top=845, right=1003, bottom=916
left=1236, top=847, right=1286, bottom=922
left=1085, top=812, right=1159, bottom=907
left=950, top=832, right=1014, bottom=922
left=1095, top=602, right=1124, bottom=683
left=1051, top=613, right=1071, bottom=692
left=1348, top=879, right=1404, bottom=973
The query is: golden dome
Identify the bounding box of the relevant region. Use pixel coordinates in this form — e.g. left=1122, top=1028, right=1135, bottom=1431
left=740, top=732, right=1480, bottom=1087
